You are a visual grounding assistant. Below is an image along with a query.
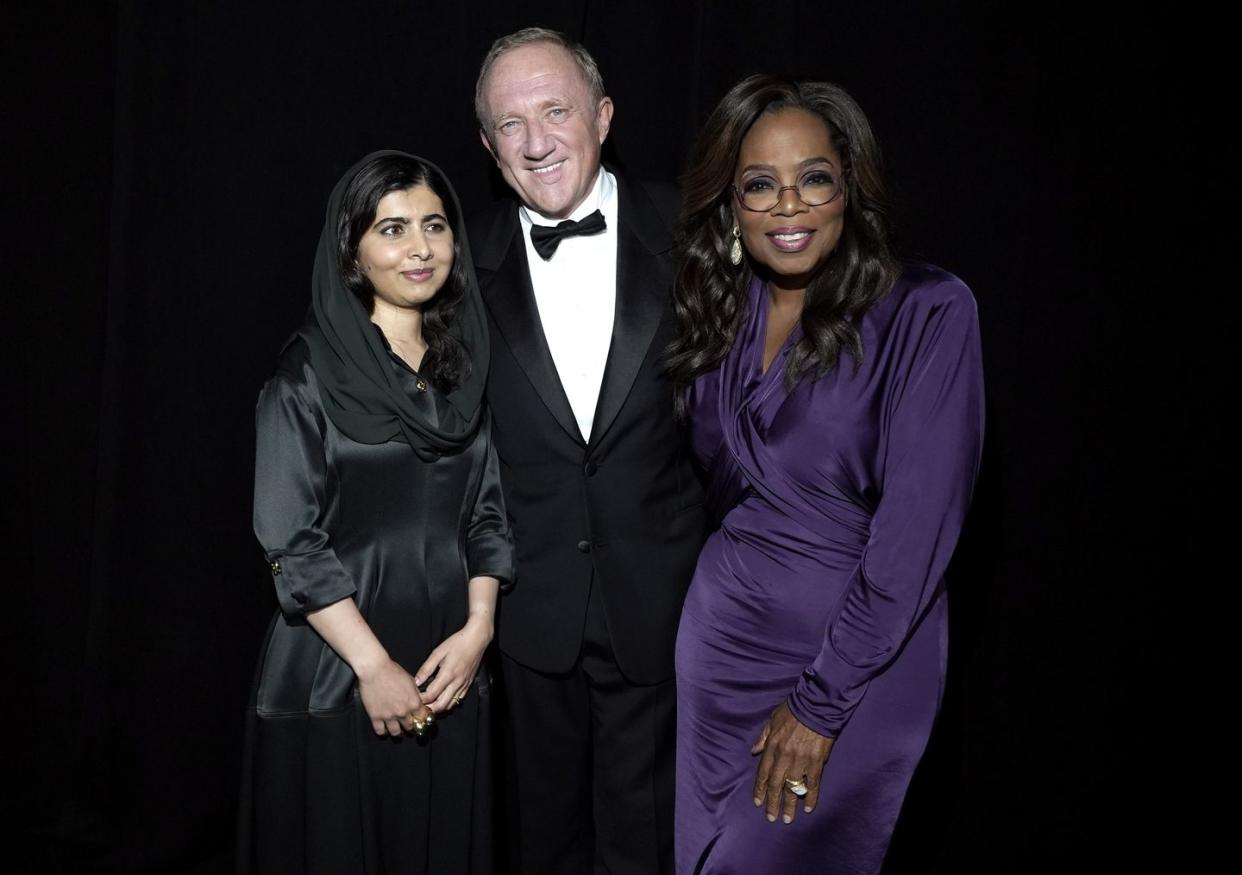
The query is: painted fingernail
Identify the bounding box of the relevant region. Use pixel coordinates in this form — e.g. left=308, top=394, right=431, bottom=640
left=753, top=797, right=762, bottom=806
left=783, top=815, right=792, bottom=824
left=766, top=814, right=776, bottom=822
left=804, top=805, right=812, bottom=813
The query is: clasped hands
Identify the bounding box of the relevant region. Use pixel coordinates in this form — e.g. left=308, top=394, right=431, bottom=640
left=357, top=614, right=493, bottom=737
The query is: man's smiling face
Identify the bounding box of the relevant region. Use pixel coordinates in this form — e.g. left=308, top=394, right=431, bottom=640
left=479, top=41, right=613, bottom=219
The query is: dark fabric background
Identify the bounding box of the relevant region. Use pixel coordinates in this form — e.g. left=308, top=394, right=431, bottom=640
left=12, top=2, right=1199, bottom=872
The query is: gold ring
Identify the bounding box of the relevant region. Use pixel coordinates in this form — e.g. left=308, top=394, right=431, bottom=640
left=784, top=778, right=808, bottom=798
left=423, top=711, right=435, bottom=726
left=451, top=693, right=464, bottom=706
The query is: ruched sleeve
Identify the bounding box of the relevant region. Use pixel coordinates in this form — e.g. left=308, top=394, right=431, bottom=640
left=787, top=280, right=984, bottom=737
left=253, top=360, right=356, bottom=619
left=465, top=411, right=516, bottom=592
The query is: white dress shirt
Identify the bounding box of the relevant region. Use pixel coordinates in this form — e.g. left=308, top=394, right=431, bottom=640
left=518, top=168, right=619, bottom=441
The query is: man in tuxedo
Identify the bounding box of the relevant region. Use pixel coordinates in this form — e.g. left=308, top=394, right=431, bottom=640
left=470, top=27, right=705, bottom=875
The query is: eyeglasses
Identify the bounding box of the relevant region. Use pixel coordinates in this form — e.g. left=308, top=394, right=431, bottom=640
left=732, top=166, right=847, bottom=212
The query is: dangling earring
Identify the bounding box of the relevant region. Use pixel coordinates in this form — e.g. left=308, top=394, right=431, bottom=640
left=730, top=224, right=743, bottom=266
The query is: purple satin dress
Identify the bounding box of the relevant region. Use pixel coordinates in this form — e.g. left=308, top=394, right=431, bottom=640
left=675, top=264, right=984, bottom=874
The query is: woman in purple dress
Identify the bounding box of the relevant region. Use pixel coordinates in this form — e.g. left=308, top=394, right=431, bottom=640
left=666, top=76, right=984, bottom=873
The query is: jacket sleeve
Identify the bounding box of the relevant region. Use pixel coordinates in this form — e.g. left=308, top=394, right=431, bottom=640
left=253, top=362, right=356, bottom=620
left=465, top=410, right=517, bottom=591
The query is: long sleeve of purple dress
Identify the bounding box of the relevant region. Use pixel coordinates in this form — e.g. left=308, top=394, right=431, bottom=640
left=786, top=278, right=984, bottom=737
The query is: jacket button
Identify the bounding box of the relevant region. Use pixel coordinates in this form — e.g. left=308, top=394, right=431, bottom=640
left=576, top=540, right=591, bottom=553
left=584, top=461, right=598, bottom=476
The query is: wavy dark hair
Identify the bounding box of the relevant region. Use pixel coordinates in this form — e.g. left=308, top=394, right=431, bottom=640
left=336, top=154, right=471, bottom=392
left=666, top=75, right=899, bottom=415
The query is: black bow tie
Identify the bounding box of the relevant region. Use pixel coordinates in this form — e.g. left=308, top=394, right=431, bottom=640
left=529, top=209, right=607, bottom=260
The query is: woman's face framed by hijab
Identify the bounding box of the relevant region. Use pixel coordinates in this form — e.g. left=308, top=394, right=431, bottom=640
left=355, top=184, right=456, bottom=313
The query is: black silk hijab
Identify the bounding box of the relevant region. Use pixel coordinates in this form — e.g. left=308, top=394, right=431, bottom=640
left=297, top=150, right=489, bottom=458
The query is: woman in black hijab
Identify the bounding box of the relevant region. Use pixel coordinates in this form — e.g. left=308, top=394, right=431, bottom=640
left=239, top=151, right=514, bottom=875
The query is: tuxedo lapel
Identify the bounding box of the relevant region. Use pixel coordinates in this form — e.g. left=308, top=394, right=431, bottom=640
left=475, top=209, right=585, bottom=446
left=589, top=176, right=672, bottom=446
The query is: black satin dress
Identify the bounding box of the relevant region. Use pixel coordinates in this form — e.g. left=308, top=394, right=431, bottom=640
left=238, top=337, right=514, bottom=875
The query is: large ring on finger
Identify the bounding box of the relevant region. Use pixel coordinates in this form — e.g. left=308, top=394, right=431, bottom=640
left=423, top=711, right=435, bottom=726
left=410, top=718, right=426, bottom=735
left=784, top=778, right=809, bottom=798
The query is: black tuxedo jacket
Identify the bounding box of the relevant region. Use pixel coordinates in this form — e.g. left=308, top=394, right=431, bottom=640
left=468, top=171, right=705, bottom=684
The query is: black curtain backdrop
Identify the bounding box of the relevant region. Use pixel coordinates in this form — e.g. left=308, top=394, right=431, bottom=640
left=12, top=2, right=1200, bottom=873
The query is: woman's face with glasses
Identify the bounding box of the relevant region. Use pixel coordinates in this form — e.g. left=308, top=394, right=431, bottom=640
left=732, top=108, right=847, bottom=292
